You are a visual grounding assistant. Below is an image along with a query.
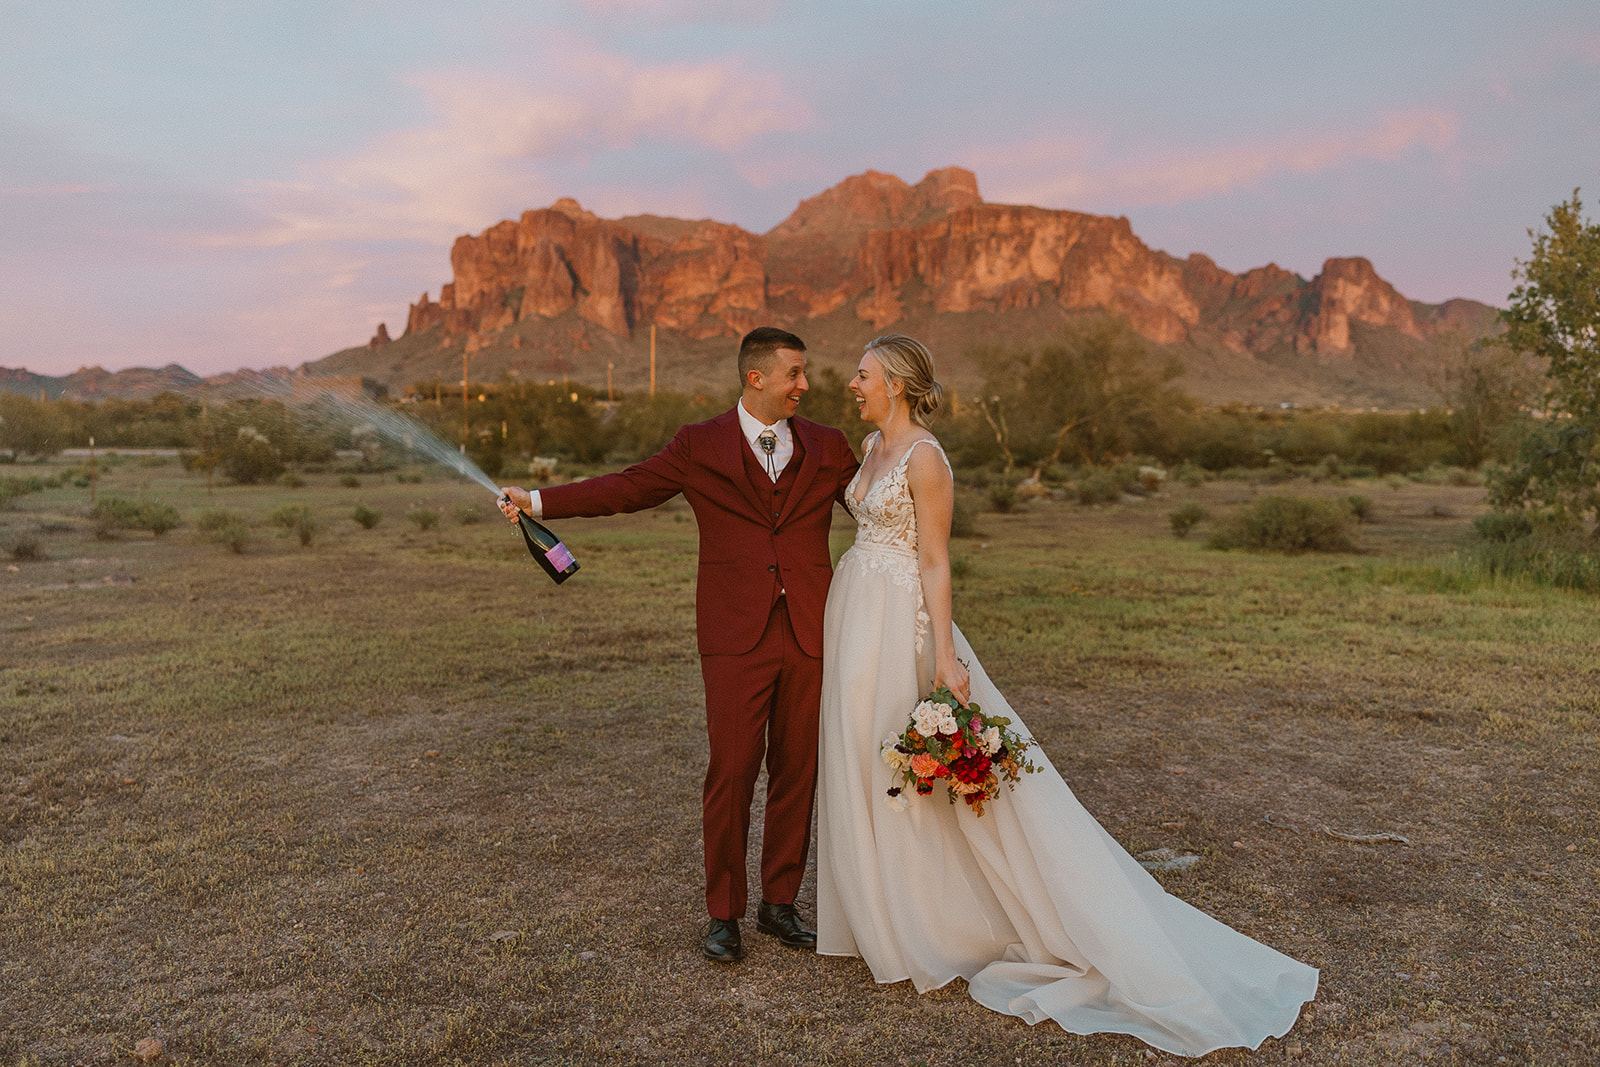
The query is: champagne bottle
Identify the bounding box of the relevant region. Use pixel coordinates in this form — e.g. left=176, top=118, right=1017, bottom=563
left=502, top=498, right=580, bottom=584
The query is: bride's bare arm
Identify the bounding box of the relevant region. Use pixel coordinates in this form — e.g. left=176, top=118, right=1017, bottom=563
left=907, top=442, right=971, bottom=704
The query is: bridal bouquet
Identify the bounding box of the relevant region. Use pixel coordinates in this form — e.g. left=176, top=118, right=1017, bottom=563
left=880, top=686, right=1038, bottom=818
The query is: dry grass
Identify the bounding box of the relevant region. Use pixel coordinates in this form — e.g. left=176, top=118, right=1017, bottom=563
left=1, top=462, right=1596, bottom=1065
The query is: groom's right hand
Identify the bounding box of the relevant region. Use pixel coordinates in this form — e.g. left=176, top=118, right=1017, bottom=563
left=498, top=486, right=531, bottom=523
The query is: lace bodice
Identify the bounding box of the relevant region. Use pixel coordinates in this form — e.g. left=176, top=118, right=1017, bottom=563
left=844, top=434, right=951, bottom=555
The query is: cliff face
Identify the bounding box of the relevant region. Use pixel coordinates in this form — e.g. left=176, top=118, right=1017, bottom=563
left=394, top=167, right=1489, bottom=378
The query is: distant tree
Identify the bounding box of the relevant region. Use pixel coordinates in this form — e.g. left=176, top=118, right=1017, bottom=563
left=1436, top=341, right=1540, bottom=468
left=0, top=394, right=68, bottom=457
left=1487, top=190, right=1600, bottom=528
left=974, top=316, right=1189, bottom=473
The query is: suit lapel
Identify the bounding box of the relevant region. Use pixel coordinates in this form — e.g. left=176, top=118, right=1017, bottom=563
left=714, top=407, right=771, bottom=520
left=778, top=417, right=822, bottom=526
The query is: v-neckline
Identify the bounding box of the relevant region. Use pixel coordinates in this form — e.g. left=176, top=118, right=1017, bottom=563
left=851, top=435, right=928, bottom=505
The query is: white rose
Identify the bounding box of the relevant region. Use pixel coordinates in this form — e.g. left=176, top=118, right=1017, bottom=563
left=881, top=737, right=910, bottom=768
left=982, top=726, right=1002, bottom=755
left=935, top=709, right=961, bottom=735
left=911, top=701, right=944, bottom=735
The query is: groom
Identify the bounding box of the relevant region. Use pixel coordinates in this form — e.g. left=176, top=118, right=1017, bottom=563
left=499, top=326, right=859, bottom=963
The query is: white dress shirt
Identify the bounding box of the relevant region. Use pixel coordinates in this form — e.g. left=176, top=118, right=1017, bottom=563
left=736, top=399, right=794, bottom=482
left=519, top=401, right=792, bottom=517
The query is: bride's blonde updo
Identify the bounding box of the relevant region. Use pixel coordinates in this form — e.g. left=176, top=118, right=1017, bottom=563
left=865, top=334, right=944, bottom=429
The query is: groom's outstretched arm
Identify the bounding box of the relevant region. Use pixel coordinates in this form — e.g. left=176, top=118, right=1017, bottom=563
left=532, top=425, right=693, bottom=520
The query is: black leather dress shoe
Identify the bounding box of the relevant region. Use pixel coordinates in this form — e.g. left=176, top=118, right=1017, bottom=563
left=756, top=900, right=816, bottom=948
left=702, top=918, right=744, bottom=962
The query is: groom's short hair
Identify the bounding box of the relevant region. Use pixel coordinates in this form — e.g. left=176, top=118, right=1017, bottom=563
left=739, top=326, right=807, bottom=380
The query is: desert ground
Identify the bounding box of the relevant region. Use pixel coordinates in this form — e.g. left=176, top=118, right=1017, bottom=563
left=2, top=455, right=1596, bottom=1065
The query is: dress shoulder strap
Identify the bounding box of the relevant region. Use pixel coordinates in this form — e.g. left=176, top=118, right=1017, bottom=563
left=862, top=431, right=882, bottom=459
left=902, top=436, right=952, bottom=475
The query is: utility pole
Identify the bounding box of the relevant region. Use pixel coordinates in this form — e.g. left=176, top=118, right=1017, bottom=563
left=606, top=361, right=614, bottom=402
left=650, top=324, right=657, bottom=397
left=88, top=436, right=96, bottom=504
left=461, top=349, right=469, bottom=444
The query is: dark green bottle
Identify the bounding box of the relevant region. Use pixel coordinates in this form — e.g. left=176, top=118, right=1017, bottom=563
left=504, top=501, right=580, bottom=584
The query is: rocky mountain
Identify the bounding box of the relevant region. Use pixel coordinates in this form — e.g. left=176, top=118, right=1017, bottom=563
left=6, top=169, right=1500, bottom=408
left=0, top=364, right=204, bottom=401
left=310, top=167, right=1498, bottom=408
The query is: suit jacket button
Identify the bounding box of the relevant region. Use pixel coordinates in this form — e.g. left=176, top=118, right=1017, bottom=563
left=767, top=564, right=777, bottom=573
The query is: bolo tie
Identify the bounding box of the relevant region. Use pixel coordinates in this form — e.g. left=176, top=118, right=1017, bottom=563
left=758, top=428, right=779, bottom=481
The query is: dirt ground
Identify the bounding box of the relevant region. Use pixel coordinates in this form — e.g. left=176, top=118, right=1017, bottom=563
left=2, top=464, right=1597, bottom=1065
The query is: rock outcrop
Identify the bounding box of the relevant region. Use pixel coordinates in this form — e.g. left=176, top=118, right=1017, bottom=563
left=397, top=167, right=1488, bottom=376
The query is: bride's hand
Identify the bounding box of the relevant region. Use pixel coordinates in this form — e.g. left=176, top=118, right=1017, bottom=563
left=935, top=654, right=971, bottom=706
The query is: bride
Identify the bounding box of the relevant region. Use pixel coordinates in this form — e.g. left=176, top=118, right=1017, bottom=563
left=814, top=334, right=1318, bottom=1057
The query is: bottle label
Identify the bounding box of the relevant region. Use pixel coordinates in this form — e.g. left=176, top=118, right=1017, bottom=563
left=544, top=542, right=576, bottom=571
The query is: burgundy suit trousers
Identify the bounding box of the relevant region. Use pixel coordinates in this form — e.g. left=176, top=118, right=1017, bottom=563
left=698, top=596, right=821, bottom=921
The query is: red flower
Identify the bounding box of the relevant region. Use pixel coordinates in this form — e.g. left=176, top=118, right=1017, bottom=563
left=915, top=780, right=935, bottom=795
left=949, top=752, right=992, bottom=785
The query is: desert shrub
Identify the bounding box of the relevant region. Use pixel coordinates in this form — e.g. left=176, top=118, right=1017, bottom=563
left=407, top=508, right=440, bottom=531
left=220, top=426, right=285, bottom=485
left=1472, top=511, right=1534, bottom=543
left=1, top=475, right=50, bottom=508
left=987, top=481, right=1019, bottom=513
left=1343, top=495, right=1374, bottom=523
left=396, top=471, right=424, bottom=484
left=1168, top=502, right=1209, bottom=538
left=1075, top=468, right=1125, bottom=505
left=453, top=502, right=484, bottom=525
left=270, top=504, right=317, bottom=546
left=92, top=496, right=180, bottom=537
left=8, top=536, right=43, bottom=561
left=278, top=471, right=306, bottom=488
left=340, top=474, right=361, bottom=489
left=1173, top=463, right=1205, bottom=488
left=1464, top=536, right=1600, bottom=593
left=1208, top=495, right=1357, bottom=554
left=950, top=497, right=979, bottom=538
left=198, top=509, right=250, bottom=553
left=949, top=555, right=971, bottom=580
left=352, top=504, right=381, bottom=530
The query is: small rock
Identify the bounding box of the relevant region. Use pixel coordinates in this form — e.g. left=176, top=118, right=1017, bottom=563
left=577, top=950, right=600, bottom=961
left=5, top=565, right=18, bottom=573
left=1136, top=848, right=1201, bottom=872
left=425, top=750, right=440, bottom=758
left=133, top=1036, right=165, bottom=1062
left=487, top=930, right=520, bottom=942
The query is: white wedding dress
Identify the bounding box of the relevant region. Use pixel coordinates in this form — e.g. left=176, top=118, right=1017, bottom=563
left=815, top=436, right=1318, bottom=1057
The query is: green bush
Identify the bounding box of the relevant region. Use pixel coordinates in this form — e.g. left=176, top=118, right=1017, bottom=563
left=352, top=504, right=382, bottom=530
left=91, top=496, right=180, bottom=538
left=270, top=504, right=317, bottom=546
left=7, top=536, right=43, bottom=561
left=340, top=474, right=361, bottom=489
left=220, top=426, right=285, bottom=485
left=1472, top=511, right=1534, bottom=543
left=949, top=497, right=979, bottom=538
left=1168, top=502, right=1209, bottom=538
left=1, top=475, right=50, bottom=508
left=197, top=509, right=250, bottom=553
left=1075, top=468, right=1125, bottom=505
left=407, top=508, right=440, bottom=531
left=453, top=502, right=484, bottom=525
left=987, top=481, right=1019, bottom=513
left=278, top=471, right=306, bottom=488
left=1464, top=537, right=1600, bottom=592
left=1343, top=495, right=1374, bottom=523
left=1173, top=463, right=1205, bottom=488
left=1208, top=495, right=1358, bottom=554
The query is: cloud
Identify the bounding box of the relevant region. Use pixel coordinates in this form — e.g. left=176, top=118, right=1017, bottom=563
left=975, top=109, right=1460, bottom=210
left=575, top=0, right=777, bottom=25
left=213, top=46, right=811, bottom=249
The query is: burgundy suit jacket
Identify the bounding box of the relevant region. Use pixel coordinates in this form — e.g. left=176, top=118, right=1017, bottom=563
left=539, top=408, right=859, bottom=658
